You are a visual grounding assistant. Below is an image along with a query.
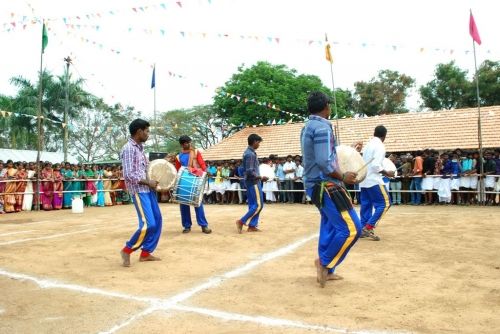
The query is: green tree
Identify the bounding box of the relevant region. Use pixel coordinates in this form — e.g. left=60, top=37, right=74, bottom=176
left=156, top=105, right=223, bottom=153
left=70, top=102, right=140, bottom=162
left=213, top=61, right=351, bottom=125
left=353, top=69, right=415, bottom=116
left=476, top=60, right=500, bottom=106
left=6, top=71, right=93, bottom=150
left=419, top=61, right=472, bottom=110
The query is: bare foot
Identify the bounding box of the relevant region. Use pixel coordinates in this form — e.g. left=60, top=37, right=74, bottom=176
left=139, top=255, right=161, bottom=262
left=314, top=258, right=343, bottom=282
left=120, top=250, right=130, bottom=267
left=314, top=258, right=328, bottom=288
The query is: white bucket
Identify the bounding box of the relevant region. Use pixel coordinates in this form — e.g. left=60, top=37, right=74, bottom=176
left=72, top=198, right=84, bottom=214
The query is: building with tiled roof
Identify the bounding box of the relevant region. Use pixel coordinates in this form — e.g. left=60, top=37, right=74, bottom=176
left=202, top=106, right=500, bottom=161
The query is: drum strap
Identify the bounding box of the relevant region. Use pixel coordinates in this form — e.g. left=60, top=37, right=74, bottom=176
left=311, top=181, right=353, bottom=212
left=188, top=149, right=200, bottom=169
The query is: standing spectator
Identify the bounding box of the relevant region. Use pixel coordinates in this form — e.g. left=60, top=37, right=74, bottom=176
left=14, top=163, right=27, bottom=212
left=283, top=155, right=296, bottom=203
left=438, top=153, right=452, bottom=204
left=23, top=162, right=36, bottom=211
left=400, top=155, right=412, bottom=204
left=459, top=151, right=473, bottom=205
left=450, top=153, right=462, bottom=204
left=103, top=166, right=113, bottom=206
left=294, top=158, right=305, bottom=203
left=62, top=163, right=74, bottom=209
left=3, top=160, right=17, bottom=213
left=422, top=149, right=436, bottom=205
left=389, top=155, right=402, bottom=205
left=495, top=149, right=500, bottom=205
left=410, top=151, right=424, bottom=205
left=275, top=157, right=286, bottom=203
left=483, top=151, right=497, bottom=205
left=40, top=162, right=54, bottom=211
left=52, top=163, right=64, bottom=210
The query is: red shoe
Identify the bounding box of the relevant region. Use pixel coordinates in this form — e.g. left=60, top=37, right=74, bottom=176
left=247, top=226, right=261, bottom=232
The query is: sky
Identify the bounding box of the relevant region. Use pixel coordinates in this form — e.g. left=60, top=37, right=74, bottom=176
left=1, top=0, right=499, bottom=117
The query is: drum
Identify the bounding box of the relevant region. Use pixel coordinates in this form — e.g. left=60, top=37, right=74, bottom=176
left=172, top=167, right=208, bottom=207
left=147, top=159, right=177, bottom=191
left=336, top=145, right=367, bottom=182
left=383, top=158, right=398, bottom=178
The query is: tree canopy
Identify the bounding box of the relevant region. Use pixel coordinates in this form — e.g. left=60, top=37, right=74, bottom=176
left=213, top=61, right=352, bottom=125
left=353, top=70, right=415, bottom=116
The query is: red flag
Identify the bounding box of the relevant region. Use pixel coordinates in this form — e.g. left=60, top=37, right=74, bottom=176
left=469, top=11, right=482, bottom=45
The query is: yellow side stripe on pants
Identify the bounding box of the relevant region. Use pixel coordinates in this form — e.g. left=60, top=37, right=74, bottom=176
left=327, top=210, right=357, bottom=269
left=132, top=193, right=148, bottom=250
left=379, top=184, right=391, bottom=220
left=243, top=184, right=261, bottom=225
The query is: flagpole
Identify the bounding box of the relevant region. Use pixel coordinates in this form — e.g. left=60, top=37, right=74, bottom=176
left=472, top=40, right=485, bottom=205
left=153, top=64, right=159, bottom=152
left=35, top=22, right=45, bottom=211
left=325, top=34, right=340, bottom=144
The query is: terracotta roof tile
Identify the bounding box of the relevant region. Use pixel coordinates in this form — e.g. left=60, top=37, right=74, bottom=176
left=203, top=106, right=500, bottom=160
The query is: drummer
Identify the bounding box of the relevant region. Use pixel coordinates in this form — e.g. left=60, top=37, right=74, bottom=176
left=359, top=125, right=394, bottom=241
left=175, top=135, right=212, bottom=234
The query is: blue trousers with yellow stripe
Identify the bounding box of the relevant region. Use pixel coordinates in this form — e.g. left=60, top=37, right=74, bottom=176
left=180, top=203, right=208, bottom=229
left=125, top=191, right=163, bottom=253
left=307, top=188, right=361, bottom=273
left=360, top=184, right=391, bottom=228
left=240, top=181, right=264, bottom=227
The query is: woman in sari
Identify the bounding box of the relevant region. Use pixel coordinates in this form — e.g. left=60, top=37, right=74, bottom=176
left=83, top=165, right=96, bottom=207
left=0, top=162, right=6, bottom=214
left=112, top=165, right=123, bottom=205
left=52, top=164, right=64, bottom=210
left=3, top=160, right=17, bottom=213
left=14, top=162, right=28, bottom=212
left=103, top=165, right=113, bottom=206
left=94, top=165, right=105, bottom=207
left=74, top=165, right=85, bottom=200
left=40, top=162, right=54, bottom=211
left=62, top=163, right=74, bottom=209
left=22, top=162, right=36, bottom=211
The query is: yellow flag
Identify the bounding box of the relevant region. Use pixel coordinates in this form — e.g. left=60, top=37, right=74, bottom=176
left=325, top=43, right=333, bottom=63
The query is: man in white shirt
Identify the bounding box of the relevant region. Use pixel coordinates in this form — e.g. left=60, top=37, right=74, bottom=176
left=359, top=125, right=394, bottom=241
left=294, top=158, right=306, bottom=203
left=283, top=155, right=297, bottom=203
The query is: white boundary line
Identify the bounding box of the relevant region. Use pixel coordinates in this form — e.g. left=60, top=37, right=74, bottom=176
left=0, top=234, right=407, bottom=334
left=0, top=230, right=37, bottom=237
left=171, top=305, right=403, bottom=334
left=0, top=225, right=116, bottom=246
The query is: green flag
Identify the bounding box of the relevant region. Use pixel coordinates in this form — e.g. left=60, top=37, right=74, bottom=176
left=42, top=23, right=48, bottom=53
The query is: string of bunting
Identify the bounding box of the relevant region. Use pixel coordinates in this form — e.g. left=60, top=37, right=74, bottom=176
left=216, top=90, right=307, bottom=124
left=0, top=110, right=67, bottom=127
left=2, top=11, right=498, bottom=56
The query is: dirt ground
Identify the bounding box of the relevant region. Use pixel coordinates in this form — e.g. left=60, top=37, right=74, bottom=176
left=0, top=203, right=499, bottom=334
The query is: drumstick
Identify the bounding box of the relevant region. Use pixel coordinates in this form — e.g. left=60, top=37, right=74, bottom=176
left=354, top=158, right=374, bottom=174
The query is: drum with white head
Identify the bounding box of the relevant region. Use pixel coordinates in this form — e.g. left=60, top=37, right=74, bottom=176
left=335, top=145, right=367, bottom=182
left=147, top=159, right=177, bottom=191
left=383, top=158, right=398, bottom=178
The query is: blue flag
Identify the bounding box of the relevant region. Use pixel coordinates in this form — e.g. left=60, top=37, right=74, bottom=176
left=151, top=66, right=156, bottom=89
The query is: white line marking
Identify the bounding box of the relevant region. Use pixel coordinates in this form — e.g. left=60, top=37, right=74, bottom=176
left=171, top=305, right=405, bottom=334
left=99, top=234, right=319, bottom=333
left=0, top=268, right=160, bottom=304
left=0, top=226, right=115, bottom=246
left=0, top=234, right=403, bottom=334
left=0, top=308, right=4, bottom=315
left=0, top=230, right=37, bottom=237
left=97, top=307, right=158, bottom=334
